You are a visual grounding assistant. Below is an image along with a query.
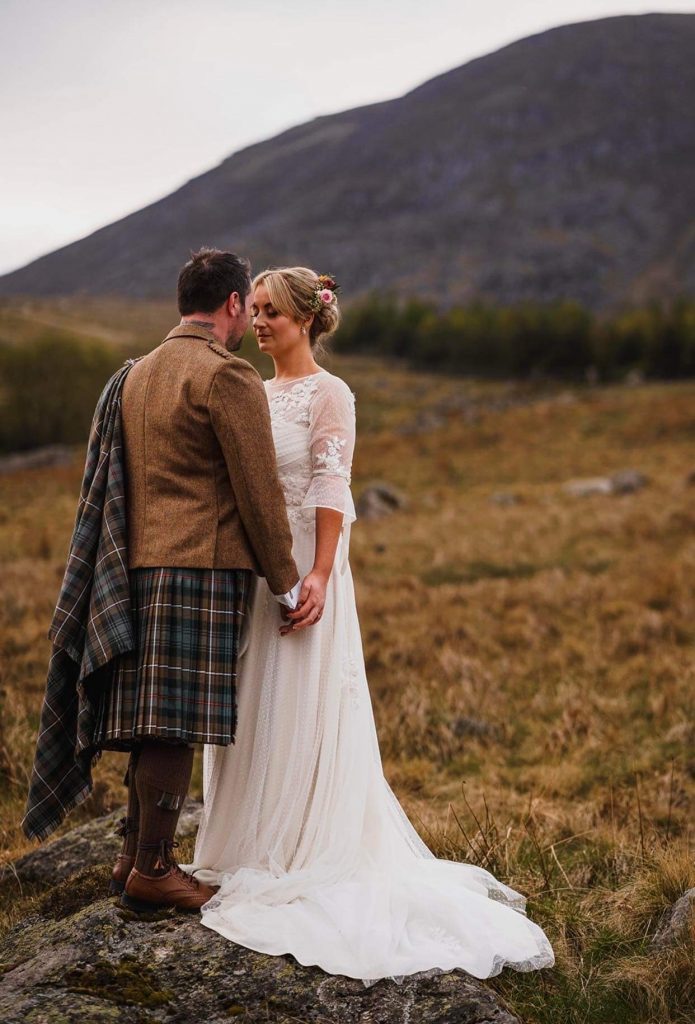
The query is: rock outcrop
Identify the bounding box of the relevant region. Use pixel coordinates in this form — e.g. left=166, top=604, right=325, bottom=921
left=0, top=806, right=522, bottom=1023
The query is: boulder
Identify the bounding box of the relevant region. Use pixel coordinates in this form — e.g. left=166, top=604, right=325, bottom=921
left=0, top=873, right=522, bottom=1023
left=0, top=445, right=74, bottom=474
left=562, top=469, right=648, bottom=498
left=610, top=469, right=648, bottom=494
left=452, top=717, right=502, bottom=742
left=396, top=410, right=447, bottom=436
left=0, top=803, right=524, bottom=1022
left=356, top=482, right=408, bottom=520
left=562, top=477, right=614, bottom=498
left=650, top=888, right=695, bottom=953
left=489, top=492, right=522, bottom=507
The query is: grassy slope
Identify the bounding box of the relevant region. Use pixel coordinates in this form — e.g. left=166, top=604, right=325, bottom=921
left=0, top=301, right=693, bottom=1022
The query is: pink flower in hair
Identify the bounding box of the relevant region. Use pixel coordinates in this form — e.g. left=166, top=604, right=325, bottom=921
left=320, top=289, right=334, bottom=304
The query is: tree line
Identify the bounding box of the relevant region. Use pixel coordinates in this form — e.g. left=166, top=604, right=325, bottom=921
left=333, top=297, right=695, bottom=381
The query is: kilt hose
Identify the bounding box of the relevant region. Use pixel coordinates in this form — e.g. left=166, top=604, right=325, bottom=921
left=94, top=567, right=253, bottom=750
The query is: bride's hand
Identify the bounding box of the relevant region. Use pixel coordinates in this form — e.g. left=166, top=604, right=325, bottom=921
left=280, top=570, right=327, bottom=635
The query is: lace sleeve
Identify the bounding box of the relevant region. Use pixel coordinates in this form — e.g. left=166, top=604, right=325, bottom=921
left=300, top=375, right=356, bottom=525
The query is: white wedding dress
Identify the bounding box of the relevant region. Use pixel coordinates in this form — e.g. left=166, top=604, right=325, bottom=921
left=187, top=369, right=555, bottom=982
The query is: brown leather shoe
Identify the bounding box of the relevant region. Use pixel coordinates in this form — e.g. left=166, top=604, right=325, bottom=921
left=109, top=853, right=135, bottom=896
left=120, top=864, right=216, bottom=913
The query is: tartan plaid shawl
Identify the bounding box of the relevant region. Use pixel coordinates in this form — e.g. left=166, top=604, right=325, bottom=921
left=23, top=360, right=138, bottom=841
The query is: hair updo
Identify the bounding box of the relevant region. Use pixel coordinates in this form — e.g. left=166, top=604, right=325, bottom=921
left=252, top=267, right=341, bottom=349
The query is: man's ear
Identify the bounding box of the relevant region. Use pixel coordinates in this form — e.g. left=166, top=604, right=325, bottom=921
left=227, top=291, right=240, bottom=316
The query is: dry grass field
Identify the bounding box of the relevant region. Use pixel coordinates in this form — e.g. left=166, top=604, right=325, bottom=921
left=0, top=300, right=693, bottom=1023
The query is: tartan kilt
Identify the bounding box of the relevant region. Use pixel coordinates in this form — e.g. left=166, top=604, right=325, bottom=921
left=94, top=567, right=252, bottom=749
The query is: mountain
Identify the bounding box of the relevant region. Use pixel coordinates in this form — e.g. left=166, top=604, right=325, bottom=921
left=1, top=14, right=694, bottom=309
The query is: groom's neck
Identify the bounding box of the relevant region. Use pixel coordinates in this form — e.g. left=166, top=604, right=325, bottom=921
left=180, top=314, right=227, bottom=348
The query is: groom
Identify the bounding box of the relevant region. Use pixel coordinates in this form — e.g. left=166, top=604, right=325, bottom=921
left=111, top=248, right=304, bottom=912
left=25, top=248, right=302, bottom=913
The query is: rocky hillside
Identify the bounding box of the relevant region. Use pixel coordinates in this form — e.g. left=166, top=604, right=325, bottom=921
left=1, top=13, right=693, bottom=310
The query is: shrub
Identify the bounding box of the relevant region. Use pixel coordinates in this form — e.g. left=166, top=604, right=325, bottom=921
left=0, top=332, right=124, bottom=453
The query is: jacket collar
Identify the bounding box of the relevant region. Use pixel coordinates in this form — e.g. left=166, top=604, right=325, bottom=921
left=163, top=323, right=220, bottom=345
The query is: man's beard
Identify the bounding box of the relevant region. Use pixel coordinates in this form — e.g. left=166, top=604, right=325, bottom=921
left=226, top=328, right=245, bottom=352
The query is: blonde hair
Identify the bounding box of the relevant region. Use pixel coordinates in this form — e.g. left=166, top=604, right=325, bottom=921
left=252, top=266, right=340, bottom=349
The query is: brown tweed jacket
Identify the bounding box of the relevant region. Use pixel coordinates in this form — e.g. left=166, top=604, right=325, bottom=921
left=121, top=324, right=298, bottom=595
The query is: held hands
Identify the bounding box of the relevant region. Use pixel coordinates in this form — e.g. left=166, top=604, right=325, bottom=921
left=278, top=508, right=341, bottom=635
left=279, top=570, right=328, bottom=636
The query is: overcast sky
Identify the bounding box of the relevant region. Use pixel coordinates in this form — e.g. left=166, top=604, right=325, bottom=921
left=1, top=0, right=693, bottom=275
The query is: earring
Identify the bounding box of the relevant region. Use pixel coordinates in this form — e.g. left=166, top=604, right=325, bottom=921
left=301, top=325, right=307, bottom=335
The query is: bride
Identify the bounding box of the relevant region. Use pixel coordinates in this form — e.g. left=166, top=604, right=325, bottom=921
left=187, top=267, right=555, bottom=982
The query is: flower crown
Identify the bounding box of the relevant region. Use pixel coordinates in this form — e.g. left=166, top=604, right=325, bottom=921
left=308, top=274, right=340, bottom=313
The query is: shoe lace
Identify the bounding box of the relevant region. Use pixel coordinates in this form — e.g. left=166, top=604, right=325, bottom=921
left=150, top=839, right=199, bottom=888
left=114, top=815, right=138, bottom=838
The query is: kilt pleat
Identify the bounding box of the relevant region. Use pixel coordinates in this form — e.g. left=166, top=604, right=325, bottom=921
left=94, top=567, right=251, bottom=749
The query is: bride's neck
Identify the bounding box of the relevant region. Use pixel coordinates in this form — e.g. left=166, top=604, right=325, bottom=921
left=271, top=351, right=321, bottom=382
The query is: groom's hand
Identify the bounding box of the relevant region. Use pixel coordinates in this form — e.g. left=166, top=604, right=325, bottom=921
left=280, top=570, right=327, bottom=635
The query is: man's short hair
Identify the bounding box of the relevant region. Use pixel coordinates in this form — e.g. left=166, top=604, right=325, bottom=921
left=177, top=248, right=252, bottom=315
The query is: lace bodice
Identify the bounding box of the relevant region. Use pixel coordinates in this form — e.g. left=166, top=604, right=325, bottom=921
left=264, top=371, right=356, bottom=526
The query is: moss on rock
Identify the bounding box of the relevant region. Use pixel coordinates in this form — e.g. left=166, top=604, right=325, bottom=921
left=37, top=864, right=112, bottom=920
left=63, top=955, right=173, bottom=1007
